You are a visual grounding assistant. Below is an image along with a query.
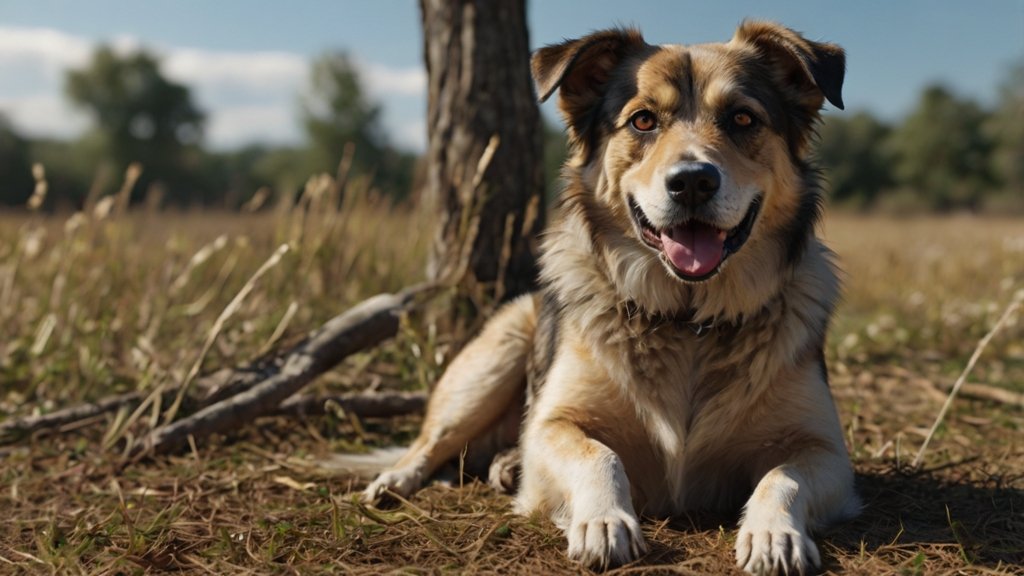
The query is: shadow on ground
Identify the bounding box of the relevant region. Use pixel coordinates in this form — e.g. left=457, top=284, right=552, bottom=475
left=326, top=455, right=1023, bottom=574
left=821, top=462, right=1024, bottom=571
left=606, top=460, right=1024, bottom=574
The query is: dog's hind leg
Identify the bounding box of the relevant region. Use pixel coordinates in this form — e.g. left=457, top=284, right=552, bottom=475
left=362, top=293, right=536, bottom=502
left=487, top=445, right=522, bottom=493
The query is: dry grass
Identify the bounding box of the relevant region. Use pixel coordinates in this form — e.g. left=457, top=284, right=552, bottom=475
left=1, top=192, right=1022, bottom=575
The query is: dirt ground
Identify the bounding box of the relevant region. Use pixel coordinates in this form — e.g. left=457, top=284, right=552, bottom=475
left=1, top=212, right=1022, bottom=575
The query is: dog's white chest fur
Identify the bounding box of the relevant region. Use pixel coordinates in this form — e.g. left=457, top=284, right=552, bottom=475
left=564, top=313, right=754, bottom=515
left=601, top=324, right=702, bottom=506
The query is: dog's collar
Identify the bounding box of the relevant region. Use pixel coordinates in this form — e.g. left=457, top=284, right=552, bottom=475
left=673, top=308, right=720, bottom=338
left=623, top=302, right=724, bottom=338
left=686, top=315, right=716, bottom=337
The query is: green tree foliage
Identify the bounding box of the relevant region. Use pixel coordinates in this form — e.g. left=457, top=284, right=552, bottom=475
left=204, top=144, right=309, bottom=209
left=301, top=52, right=415, bottom=199
left=986, top=60, right=1024, bottom=196
left=28, top=135, right=109, bottom=209
left=817, top=112, right=893, bottom=208
left=886, top=85, right=995, bottom=211
left=0, top=116, right=34, bottom=205
left=6, top=43, right=1014, bottom=213
left=65, top=46, right=206, bottom=204
left=303, top=52, right=383, bottom=169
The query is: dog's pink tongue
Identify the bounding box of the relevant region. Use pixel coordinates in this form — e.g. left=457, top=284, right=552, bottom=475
left=660, top=222, right=725, bottom=277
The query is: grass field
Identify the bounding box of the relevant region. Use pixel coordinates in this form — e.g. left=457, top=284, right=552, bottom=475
left=1, top=177, right=1022, bottom=574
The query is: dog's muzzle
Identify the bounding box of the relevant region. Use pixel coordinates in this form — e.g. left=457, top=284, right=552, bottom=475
left=628, top=193, right=762, bottom=283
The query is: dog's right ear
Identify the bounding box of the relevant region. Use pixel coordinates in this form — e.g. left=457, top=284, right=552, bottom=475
left=532, top=29, right=647, bottom=150
left=532, top=28, right=646, bottom=104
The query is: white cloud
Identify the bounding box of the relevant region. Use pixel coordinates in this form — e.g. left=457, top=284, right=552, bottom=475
left=0, top=26, right=427, bottom=151
left=163, top=49, right=308, bottom=99
left=0, top=95, right=89, bottom=138
left=392, top=118, right=427, bottom=152
left=0, top=26, right=91, bottom=71
left=206, top=104, right=302, bottom=149
left=357, top=59, right=426, bottom=98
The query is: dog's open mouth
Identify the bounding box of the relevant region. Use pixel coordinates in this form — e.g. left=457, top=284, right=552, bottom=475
left=628, top=196, right=762, bottom=282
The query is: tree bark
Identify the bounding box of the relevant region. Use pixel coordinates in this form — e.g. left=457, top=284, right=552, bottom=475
left=420, top=0, right=544, bottom=303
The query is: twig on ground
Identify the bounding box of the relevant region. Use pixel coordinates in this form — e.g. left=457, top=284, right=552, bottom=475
left=882, top=365, right=1022, bottom=407
left=912, top=292, right=1022, bottom=469
left=922, top=379, right=1022, bottom=407
left=276, top=390, right=427, bottom=418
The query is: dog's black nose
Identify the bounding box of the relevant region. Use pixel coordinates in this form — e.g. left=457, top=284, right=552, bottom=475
left=665, top=162, right=721, bottom=206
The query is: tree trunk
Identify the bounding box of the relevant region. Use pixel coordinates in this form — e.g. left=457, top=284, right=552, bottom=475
left=420, top=0, right=544, bottom=304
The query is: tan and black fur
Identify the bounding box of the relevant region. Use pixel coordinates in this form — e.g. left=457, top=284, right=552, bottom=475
left=364, top=21, right=859, bottom=575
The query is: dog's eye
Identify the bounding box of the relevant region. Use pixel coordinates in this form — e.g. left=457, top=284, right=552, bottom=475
left=731, top=111, right=755, bottom=129
left=629, top=110, right=658, bottom=132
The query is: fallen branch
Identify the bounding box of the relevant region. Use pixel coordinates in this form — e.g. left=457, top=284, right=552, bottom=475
left=276, top=391, right=427, bottom=418
left=0, top=355, right=290, bottom=445
left=0, top=386, right=429, bottom=446
left=0, top=390, right=149, bottom=443
left=129, top=283, right=438, bottom=458
left=195, top=356, right=290, bottom=408
left=1, top=285, right=438, bottom=447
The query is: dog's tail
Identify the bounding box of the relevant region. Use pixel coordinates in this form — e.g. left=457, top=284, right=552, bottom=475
left=317, top=446, right=408, bottom=480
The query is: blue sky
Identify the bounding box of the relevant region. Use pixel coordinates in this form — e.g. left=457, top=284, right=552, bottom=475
left=1, top=0, right=1021, bottom=151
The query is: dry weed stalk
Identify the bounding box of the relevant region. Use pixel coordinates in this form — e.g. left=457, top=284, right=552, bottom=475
left=82, top=163, right=112, bottom=214
left=443, top=134, right=500, bottom=288
left=259, top=300, right=299, bottom=356
left=169, top=235, right=229, bottom=296
left=27, top=163, right=47, bottom=211
left=162, top=243, right=291, bottom=425
left=333, top=141, right=357, bottom=197
left=911, top=289, right=1023, bottom=469
left=46, top=211, right=88, bottom=313
left=241, top=186, right=270, bottom=212
left=114, top=163, right=143, bottom=217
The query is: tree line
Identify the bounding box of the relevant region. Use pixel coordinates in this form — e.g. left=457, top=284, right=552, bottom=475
left=0, top=46, right=416, bottom=210
left=817, top=61, right=1022, bottom=213
left=0, top=46, right=1020, bottom=213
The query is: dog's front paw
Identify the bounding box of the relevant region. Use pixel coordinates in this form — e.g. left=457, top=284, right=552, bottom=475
left=567, top=508, right=647, bottom=570
left=735, top=512, right=820, bottom=575
left=361, top=467, right=422, bottom=503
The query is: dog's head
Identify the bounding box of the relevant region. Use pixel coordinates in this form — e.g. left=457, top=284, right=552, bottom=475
left=534, top=22, right=844, bottom=285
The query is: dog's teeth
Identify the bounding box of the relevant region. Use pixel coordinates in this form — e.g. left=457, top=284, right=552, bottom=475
left=717, top=229, right=727, bottom=241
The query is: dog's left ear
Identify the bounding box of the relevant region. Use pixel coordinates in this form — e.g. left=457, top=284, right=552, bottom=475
left=732, top=21, right=846, bottom=111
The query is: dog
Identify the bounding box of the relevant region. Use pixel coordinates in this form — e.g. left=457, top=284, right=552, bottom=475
left=363, top=21, right=859, bottom=575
